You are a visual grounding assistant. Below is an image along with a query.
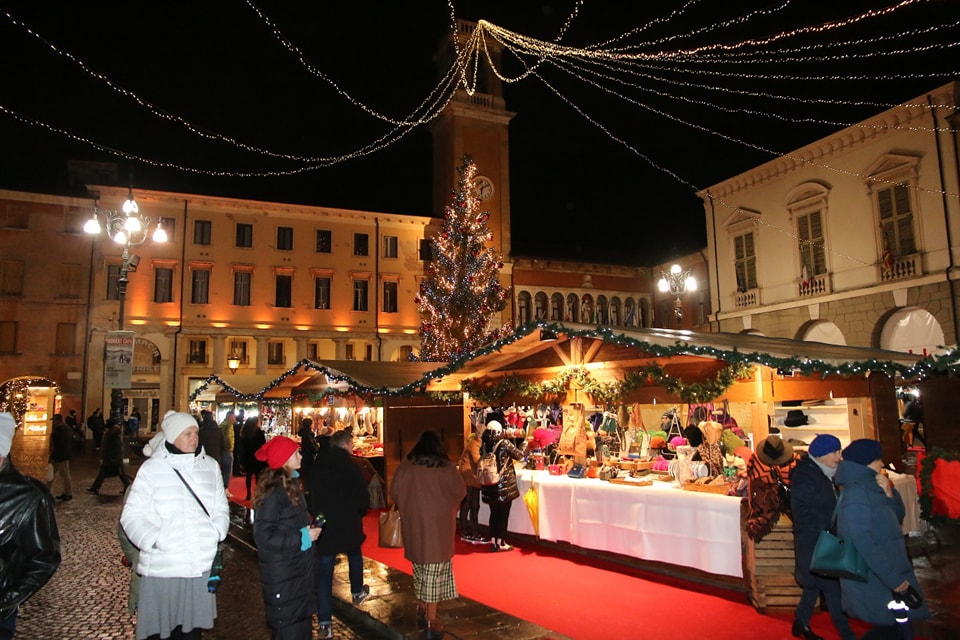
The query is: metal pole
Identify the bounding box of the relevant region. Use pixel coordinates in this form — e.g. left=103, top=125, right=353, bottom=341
left=109, top=248, right=130, bottom=423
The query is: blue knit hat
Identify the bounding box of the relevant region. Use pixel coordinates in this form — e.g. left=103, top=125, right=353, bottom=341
left=808, top=434, right=842, bottom=458
left=842, top=439, right=883, bottom=466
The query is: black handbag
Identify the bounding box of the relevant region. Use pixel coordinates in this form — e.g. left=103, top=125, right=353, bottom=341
left=809, top=493, right=868, bottom=581
left=567, top=463, right=586, bottom=478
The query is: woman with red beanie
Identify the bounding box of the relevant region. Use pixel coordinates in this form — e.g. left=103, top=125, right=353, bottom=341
left=252, top=436, right=322, bottom=640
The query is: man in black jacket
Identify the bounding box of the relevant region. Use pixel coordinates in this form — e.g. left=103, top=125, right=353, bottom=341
left=0, top=412, right=62, bottom=638
left=309, top=430, right=370, bottom=639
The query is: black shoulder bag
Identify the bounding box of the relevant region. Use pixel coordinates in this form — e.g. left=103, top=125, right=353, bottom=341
left=172, top=468, right=225, bottom=593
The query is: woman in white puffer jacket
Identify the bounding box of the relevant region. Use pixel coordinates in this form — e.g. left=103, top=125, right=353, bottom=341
left=121, top=411, right=229, bottom=640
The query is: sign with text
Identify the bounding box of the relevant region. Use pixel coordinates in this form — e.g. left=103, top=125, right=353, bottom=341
left=104, top=330, right=135, bottom=389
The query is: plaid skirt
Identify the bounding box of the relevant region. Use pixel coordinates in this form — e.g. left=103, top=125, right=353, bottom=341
left=412, top=561, right=458, bottom=603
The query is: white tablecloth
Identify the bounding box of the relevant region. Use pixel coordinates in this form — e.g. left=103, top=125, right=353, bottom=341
left=479, top=469, right=745, bottom=578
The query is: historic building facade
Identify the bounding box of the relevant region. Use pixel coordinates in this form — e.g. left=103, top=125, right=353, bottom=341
left=699, top=81, right=960, bottom=355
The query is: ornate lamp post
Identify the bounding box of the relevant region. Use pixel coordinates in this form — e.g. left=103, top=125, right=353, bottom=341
left=657, top=264, right=697, bottom=327
left=84, top=189, right=167, bottom=421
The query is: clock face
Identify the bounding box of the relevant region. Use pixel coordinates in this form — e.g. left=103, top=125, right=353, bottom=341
left=473, top=176, right=495, bottom=201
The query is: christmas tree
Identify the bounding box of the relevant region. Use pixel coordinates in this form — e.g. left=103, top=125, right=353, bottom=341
left=415, top=155, right=510, bottom=361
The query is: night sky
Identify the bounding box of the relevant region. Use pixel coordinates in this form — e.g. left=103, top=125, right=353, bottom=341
left=1, top=1, right=957, bottom=265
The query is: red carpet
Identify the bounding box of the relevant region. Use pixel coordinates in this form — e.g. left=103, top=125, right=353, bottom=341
left=358, top=509, right=875, bottom=640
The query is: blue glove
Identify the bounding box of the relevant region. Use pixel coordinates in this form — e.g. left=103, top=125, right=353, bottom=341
left=300, top=526, right=312, bottom=551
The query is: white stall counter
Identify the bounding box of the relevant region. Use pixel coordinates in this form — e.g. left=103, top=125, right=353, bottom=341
left=480, top=469, right=745, bottom=578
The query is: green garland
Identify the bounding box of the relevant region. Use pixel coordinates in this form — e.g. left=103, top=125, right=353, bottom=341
left=461, top=361, right=753, bottom=405
left=918, top=446, right=960, bottom=527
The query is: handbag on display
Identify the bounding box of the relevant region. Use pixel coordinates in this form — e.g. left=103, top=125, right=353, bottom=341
left=810, top=494, right=868, bottom=581
left=567, top=463, right=586, bottom=478
left=378, top=505, right=404, bottom=548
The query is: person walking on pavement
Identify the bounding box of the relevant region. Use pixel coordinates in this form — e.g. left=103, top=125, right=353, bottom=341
left=198, top=410, right=227, bottom=496
left=87, top=418, right=131, bottom=495
left=240, top=415, right=267, bottom=501
left=790, top=434, right=857, bottom=640
left=0, top=412, right=62, bottom=640
left=87, top=408, right=106, bottom=452
left=308, top=430, right=370, bottom=640
left=48, top=413, right=73, bottom=502
left=252, top=436, right=322, bottom=640
left=126, top=407, right=141, bottom=444
left=390, top=430, right=466, bottom=638
left=121, top=411, right=229, bottom=640
left=218, top=411, right=236, bottom=496
left=834, top=439, right=930, bottom=639
left=296, top=417, right=318, bottom=494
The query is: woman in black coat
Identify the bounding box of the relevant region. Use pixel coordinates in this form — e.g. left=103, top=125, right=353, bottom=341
left=790, top=435, right=856, bottom=640
left=241, top=416, right=267, bottom=500
left=252, top=436, right=321, bottom=640
left=479, top=420, right=525, bottom=552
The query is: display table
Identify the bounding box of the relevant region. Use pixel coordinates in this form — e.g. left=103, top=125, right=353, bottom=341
left=479, top=469, right=745, bottom=578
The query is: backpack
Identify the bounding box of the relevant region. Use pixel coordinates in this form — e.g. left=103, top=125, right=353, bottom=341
left=477, top=441, right=503, bottom=486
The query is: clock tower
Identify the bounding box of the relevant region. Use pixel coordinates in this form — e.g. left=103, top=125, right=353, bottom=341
left=430, top=19, right=515, bottom=262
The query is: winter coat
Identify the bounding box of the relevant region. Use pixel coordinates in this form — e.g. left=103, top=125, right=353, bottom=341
left=457, top=434, right=482, bottom=488
left=198, top=415, right=225, bottom=461
left=297, top=425, right=319, bottom=483
left=218, top=418, right=235, bottom=452
left=120, top=444, right=229, bottom=578
left=308, top=446, right=369, bottom=555
left=790, top=454, right=838, bottom=588
left=0, top=459, right=61, bottom=620
left=49, top=420, right=73, bottom=462
left=242, top=428, right=267, bottom=476
left=390, top=458, right=466, bottom=565
left=253, top=483, right=316, bottom=630
left=479, top=434, right=525, bottom=504
left=834, top=460, right=930, bottom=625
left=100, top=426, right=126, bottom=476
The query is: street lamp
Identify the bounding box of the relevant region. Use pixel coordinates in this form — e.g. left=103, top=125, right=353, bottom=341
left=657, top=264, right=697, bottom=327
left=227, top=352, right=241, bottom=374
left=85, top=189, right=167, bottom=421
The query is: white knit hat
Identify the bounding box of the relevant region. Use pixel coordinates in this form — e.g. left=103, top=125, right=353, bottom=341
left=141, top=432, right=165, bottom=457
left=484, top=420, right=503, bottom=433
left=161, top=410, right=197, bottom=444
left=0, top=412, right=15, bottom=456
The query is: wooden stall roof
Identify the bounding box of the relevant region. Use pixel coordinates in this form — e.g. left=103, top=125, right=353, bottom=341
left=424, top=323, right=924, bottom=392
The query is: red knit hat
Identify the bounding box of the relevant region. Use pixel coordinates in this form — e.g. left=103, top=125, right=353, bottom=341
left=255, top=436, right=300, bottom=470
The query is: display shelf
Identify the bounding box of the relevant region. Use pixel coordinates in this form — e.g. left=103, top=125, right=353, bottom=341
left=774, top=399, right=851, bottom=448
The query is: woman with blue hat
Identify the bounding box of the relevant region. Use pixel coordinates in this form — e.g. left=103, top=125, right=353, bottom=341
left=835, top=439, right=930, bottom=638
left=790, top=434, right=856, bottom=640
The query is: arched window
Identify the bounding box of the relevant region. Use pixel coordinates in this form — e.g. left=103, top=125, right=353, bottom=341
left=623, top=299, right=637, bottom=327
left=580, top=294, right=594, bottom=324
left=550, top=293, right=564, bottom=321
left=517, top=291, right=532, bottom=325
left=596, top=295, right=609, bottom=324
left=534, top=292, right=549, bottom=320
left=565, top=293, right=579, bottom=323
left=609, top=297, right=622, bottom=325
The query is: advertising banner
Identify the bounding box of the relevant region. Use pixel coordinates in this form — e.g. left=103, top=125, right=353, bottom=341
left=104, top=330, right=135, bottom=389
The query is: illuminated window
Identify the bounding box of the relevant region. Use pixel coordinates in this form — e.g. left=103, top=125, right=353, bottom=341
left=314, top=277, right=331, bottom=310
left=383, top=236, right=398, bottom=258
left=188, top=339, right=207, bottom=364
left=268, top=342, right=285, bottom=365
left=353, top=279, right=369, bottom=311
left=233, top=272, right=251, bottom=306
left=734, top=232, right=758, bottom=292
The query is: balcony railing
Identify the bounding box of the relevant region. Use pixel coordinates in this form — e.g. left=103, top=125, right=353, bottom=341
left=798, top=273, right=831, bottom=298
left=735, top=288, right=759, bottom=309
left=880, top=254, right=921, bottom=282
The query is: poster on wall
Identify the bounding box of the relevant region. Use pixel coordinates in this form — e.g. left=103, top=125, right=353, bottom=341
left=104, top=330, right=135, bottom=389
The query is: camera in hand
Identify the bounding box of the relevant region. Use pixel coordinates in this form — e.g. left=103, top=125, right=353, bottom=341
left=313, top=512, right=326, bottom=528
left=897, top=585, right=923, bottom=609
left=207, top=546, right=224, bottom=593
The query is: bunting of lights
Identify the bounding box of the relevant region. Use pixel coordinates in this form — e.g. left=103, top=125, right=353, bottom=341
left=415, top=155, right=510, bottom=362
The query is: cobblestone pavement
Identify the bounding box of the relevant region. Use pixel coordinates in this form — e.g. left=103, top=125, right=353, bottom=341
left=9, top=434, right=379, bottom=640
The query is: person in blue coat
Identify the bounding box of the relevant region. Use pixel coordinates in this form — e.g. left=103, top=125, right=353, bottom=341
left=252, top=436, right=321, bottom=640
left=790, top=434, right=856, bottom=640
left=834, top=439, right=930, bottom=639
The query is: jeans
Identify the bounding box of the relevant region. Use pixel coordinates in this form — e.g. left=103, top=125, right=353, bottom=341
left=794, top=577, right=856, bottom=640
left=488, top=500, right=512, bottom=541
left=220, top=451, right=232, bottom=489
left=316, top=548, right=364, bottom=624
left=458, top=487, right=481, bottom=538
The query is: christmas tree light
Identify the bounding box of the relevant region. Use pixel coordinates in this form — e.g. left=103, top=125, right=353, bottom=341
left=415, top=155, right=510, bottom=361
